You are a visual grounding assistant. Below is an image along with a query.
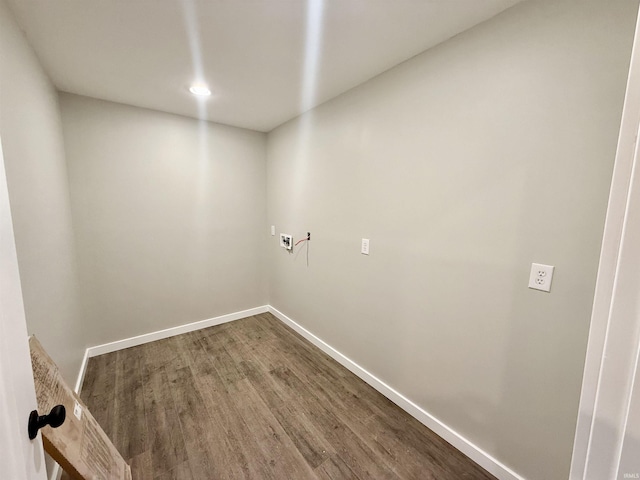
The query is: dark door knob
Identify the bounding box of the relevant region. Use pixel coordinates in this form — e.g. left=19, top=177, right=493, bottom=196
left=28, top=405, right=66, bottom=440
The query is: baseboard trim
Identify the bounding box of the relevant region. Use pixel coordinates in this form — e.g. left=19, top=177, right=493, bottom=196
left=49, top=462, right=61, bottom=480
left=86, top=306, right=269, bottom=358
left=49, top=343, right=91, bottom=480
left=267, top=305, right=525, bottom=480
left=51, top=306, right=270, bottom=480
left=74, top=347, right=90, bottom=393
left=50, top=464, right=61, bottom=480
left=65, top=303, right=523, bottom=480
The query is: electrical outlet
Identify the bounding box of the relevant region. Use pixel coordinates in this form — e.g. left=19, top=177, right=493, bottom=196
left=280, top=233, right=292, bottom=250
left=361, top=238, right=370, bottom=255
left=528, top=263, right=554, bottom=292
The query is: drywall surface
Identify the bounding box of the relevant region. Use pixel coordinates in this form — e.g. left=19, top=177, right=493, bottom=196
left=60, top=94, right=267, bottom=346
left=266, top=0, right=637, bottom=478
left=0, top=0, right=84, bottom=384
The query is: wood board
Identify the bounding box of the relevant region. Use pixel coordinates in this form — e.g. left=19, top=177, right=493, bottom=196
left=29, top=336, right=131, bottom=480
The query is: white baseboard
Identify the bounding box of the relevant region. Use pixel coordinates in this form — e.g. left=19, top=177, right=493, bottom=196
left=86, top=306, right=269, bottom=358
left=267, top=305, right=525, bottom=480
left=49, top=342, right=91, bottom=480
left=49, top=306, right=269, bottom=480
left=50, top=464, right=61, bottom=480
left=63, top=303, right=523, bottom=480
left=74, top=347, right=90, bottom=393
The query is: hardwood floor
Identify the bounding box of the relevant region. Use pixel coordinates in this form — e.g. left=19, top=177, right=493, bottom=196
left=76, top=313, right=496, bottom=479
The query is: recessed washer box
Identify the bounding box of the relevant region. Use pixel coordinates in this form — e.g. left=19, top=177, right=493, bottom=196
left=280, top=233, right=292, bottom=250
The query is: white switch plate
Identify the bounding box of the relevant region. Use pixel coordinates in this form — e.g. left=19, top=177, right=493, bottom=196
left=529, top=263, right=554, bottom=292
left=270, top=225, right=275, bottom=236
left=361, top=238, right=370, bottom=255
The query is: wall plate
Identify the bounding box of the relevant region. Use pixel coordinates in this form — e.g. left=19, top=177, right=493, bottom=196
left=361, top=238, right=370, bottom=255
left=280, top=233, right=292, bottom=250
left=528, top=263, right=554, bottom=292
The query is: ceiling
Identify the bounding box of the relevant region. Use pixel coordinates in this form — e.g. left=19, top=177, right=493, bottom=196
left=7, top=0, right=524, bottom=132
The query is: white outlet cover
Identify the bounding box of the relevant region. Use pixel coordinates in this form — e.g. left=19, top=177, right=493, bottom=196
left=270, top=225, right=275, bottom=236
left=528, top=263, right=554, bottom=292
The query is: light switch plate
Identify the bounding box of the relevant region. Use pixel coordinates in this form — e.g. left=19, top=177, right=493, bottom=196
left=361, top=238, right=370, bottom=255
left=271, top=225, right=275, bottom=236
left=529, top=263, right=554, bottom=292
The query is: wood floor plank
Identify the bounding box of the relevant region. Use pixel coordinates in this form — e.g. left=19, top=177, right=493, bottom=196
left=253, top=317, right=492, bottom=480
left=153, top=460, right=194, bottom=480
left=78, top=313, right=497, bottom=480
left=199, top=331, right=246, bottom=387
left=227, top=377, right=319, bottom=480
left=262, top=363, right=399, bottom=479
left=113, top=347, right=148, bottom=461
left=239, top=356, right=335, bottom=468
left=167, top=366, right=228, bottom=479
left=182, top=332, right=271, bottom=479
left=79, top=354, right=118, bottom=439
left=140, top=363, right=188, bottom=478
left=315, top=455, right=361, bottom=480
left=195, top=373, right=268, bottom=479
left=81, top=352, right=116, bottom=399
left=128, top=451, right=153, bottom=480
left=230, top=326, right=397, bottom=479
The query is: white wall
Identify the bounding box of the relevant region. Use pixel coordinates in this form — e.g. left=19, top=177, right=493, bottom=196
left=266, top=0, right=638, bottom=478
left=60, top=94, right=267, bottom=346
left=0, top=0, right=83, bottom=384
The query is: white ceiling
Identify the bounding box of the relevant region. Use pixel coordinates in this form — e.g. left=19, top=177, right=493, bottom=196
left=7, top=0, right=524, bottom=132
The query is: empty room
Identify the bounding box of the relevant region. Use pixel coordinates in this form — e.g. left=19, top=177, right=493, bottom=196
left=2, top=0, right=640, bottom=479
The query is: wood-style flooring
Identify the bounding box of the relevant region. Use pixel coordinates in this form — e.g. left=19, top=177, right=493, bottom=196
left=75, top=313, right=496, bottom=479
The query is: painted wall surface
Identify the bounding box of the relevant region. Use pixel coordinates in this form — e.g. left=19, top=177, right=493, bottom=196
left=266, top=0, right=637, bottom=478
left=60, top=94, right=267, bottom=346
left=0, top=0, right=84, bottom=384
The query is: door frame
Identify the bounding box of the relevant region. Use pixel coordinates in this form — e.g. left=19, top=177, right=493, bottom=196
left=0, top=137, right=47, bottom=479
left=570, top=7, right=640, bottom=479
